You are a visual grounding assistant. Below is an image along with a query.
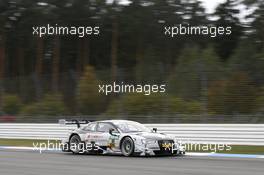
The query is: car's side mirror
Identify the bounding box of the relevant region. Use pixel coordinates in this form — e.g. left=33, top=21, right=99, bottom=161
left=109, top=128, right=115, bottom=135
left=152, top=128, right=157, bottom=133
left=109, top=128, right=119, bottom=136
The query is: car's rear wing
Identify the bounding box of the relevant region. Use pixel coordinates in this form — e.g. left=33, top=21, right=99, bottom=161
left=58, top=119, right=91, bottom=128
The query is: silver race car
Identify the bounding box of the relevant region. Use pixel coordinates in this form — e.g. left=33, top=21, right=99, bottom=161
left=60, top=119, right=185, bottom=156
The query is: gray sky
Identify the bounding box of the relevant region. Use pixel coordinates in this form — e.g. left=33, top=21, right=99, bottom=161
left=198, top=0, right=227, bottom=13
left=117, top=0, right=228, bottom=13
left=116, top=0, right=251, bottom=21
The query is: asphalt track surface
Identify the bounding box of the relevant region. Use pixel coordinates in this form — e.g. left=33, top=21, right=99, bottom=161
left=0, top=150, right=264, bottom=175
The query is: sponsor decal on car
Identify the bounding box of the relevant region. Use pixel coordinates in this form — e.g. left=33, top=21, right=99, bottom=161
left=162, top=143, right=173, bottom=150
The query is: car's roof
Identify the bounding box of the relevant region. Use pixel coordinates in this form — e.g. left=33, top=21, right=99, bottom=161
left=96, top=119, right=136, bottom=123
left=81, top=120, right=138, bottom=128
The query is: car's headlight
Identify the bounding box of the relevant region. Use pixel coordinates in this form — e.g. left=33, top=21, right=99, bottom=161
left=174, top=142, right=179, bottom=149
left=146, top=139, right=157, bottom=144
left=174, top=139, right=181, bottom=145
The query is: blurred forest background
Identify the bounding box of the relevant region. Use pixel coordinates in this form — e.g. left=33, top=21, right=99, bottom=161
left=0, top=0, right=264, bottom=122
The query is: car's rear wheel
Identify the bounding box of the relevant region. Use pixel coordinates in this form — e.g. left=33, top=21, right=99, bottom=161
left=121, top=137, right=134, bottom=156
left=69, top=135, right=82, bottom=154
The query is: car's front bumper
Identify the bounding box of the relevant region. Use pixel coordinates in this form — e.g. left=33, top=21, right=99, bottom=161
left=135, top=140, right=185, bottom=156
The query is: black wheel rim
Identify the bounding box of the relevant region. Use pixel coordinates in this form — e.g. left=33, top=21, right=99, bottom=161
left=122, top=139, right=133, bottom=155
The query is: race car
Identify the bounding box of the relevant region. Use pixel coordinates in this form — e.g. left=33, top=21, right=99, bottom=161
left=59, top=119, right=185, bottom=156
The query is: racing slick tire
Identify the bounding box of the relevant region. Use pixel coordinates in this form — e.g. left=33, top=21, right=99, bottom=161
left=121, top=137, right=134, bottom=157
left=69, top=135, right=83, bottom=154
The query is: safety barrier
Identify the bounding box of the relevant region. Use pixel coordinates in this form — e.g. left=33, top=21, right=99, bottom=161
left=0, top=123, right=264, bottom=145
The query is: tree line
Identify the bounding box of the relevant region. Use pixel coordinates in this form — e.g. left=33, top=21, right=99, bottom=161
left=0, top=0, right=264, bottom=117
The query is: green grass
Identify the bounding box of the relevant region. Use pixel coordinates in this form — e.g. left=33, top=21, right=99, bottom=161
left=222, top=145, right=264, bottom=154
left=185, top=144, right=264, bottom=155
left=0, top=139, right=60, bottom=147
left=0, top=139, right=263, bottom=155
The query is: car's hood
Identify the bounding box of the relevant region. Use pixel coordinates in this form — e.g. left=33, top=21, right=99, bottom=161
left=133, top=132, right=173, bottom=140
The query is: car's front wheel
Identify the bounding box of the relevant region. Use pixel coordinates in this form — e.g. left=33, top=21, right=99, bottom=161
left=121, top=137, right=134, bottom=156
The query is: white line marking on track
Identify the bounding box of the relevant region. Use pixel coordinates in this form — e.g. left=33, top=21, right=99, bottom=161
left=1, top=146, right=264, bottom=159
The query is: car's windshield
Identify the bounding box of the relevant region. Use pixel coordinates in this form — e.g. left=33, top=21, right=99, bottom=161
left=113, top=121, right=150, bottom=133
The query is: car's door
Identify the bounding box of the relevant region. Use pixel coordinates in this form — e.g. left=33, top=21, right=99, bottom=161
left=82, top=122, right=98, bottom=142
left=96, top=122, right=119, bottom=147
